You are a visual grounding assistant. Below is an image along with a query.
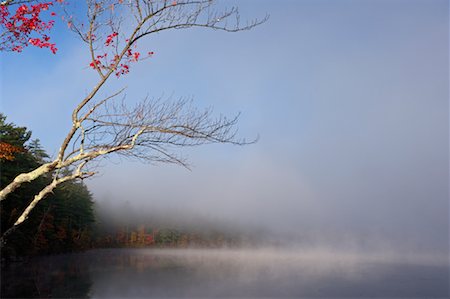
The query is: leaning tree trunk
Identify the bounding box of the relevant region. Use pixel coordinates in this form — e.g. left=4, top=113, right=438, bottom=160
left=0, top=161, right=58, bottom=201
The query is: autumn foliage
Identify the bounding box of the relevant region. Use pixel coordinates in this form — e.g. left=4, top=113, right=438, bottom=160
left=0, top=0, right=58, bottom=53
left=0, top=141, right=21, bottom=161
left=88, top=31, right=154, bottom=77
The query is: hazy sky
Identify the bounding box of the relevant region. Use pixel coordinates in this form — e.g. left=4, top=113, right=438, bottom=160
left=1, top=0, right=448, bottom=254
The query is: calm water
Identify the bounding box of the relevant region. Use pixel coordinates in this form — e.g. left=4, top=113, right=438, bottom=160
left=1, top=248, right=448, bottom=298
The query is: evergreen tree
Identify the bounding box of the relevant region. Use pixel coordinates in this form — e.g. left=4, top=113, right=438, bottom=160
left=1, top=114, right=95, bottom=257
left=28, top=139, right=49, bottom=163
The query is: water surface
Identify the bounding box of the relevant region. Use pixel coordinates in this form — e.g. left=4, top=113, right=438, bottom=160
left=1, top=248, right=448, bottom=298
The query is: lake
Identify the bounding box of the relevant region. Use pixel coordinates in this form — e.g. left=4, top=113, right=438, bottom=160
left=1, top=248, right=448, bottom=298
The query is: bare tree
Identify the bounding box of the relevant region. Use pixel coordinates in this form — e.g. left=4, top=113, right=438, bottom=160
left=0, top=0, right=267, bottom=240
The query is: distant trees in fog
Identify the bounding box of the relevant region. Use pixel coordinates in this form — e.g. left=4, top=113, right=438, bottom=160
left=96, top=225, right=240, bottom=249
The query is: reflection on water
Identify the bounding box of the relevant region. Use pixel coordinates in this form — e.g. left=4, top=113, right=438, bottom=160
left=1, top=253, right=92, bottom=298
left=1, top=248, right=449, bottom=298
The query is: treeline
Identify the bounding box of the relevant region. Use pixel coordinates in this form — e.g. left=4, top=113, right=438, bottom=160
left=95, top=225, right=243, bottom=248
left=0, top=114, right=95, bottom=257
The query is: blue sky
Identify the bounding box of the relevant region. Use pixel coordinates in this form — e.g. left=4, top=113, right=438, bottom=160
left=1, top=0, right=448, bottom=254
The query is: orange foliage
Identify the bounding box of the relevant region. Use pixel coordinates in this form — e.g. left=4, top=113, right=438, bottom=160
left=0, top=141, right=22, bottom=160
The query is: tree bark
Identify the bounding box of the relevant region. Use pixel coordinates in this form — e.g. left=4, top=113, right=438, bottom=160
left=0, top=161, right=58, bottom=201
left=13, top=172, right=82, bottom=227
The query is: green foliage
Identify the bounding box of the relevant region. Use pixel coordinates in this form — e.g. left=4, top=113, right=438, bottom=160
left=0, top=113, right=31, bottom=147
left=155, top=229, right=180, bottom=246
left=27, top=139, right=49, bottom=163
left=1, top=114, right=95, bottom=257
left=0, top=113, right=38, bottom=187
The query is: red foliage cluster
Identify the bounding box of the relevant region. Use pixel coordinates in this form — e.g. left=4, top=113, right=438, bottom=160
left=104, top=31, right=117, bottom=46
left=0, top=1, right=57, bottom=53
left=89, top=31, right=154, bottom=78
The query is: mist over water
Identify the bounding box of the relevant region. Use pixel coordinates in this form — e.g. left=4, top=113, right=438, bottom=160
left=93, top=196, right=449, bottom=258
left=2, top=0, right=448, bottom=298
left=84, top=0, right=450, bottom=295
left=84, top=0, right=449, bottom=260
left=2, top=248, right=448, bottom=298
